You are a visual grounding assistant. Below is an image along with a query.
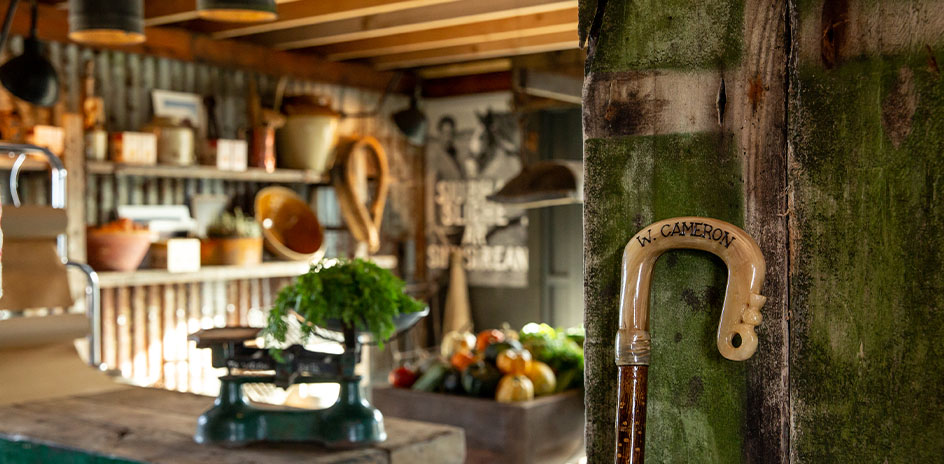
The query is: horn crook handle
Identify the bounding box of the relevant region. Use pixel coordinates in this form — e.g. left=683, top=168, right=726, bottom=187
left=614, top=217, right=767, bottom=464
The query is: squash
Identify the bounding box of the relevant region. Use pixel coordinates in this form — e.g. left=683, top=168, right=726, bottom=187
left=441, top=368, right=464, bottom=395
left=483, top=339, right=523, bottom=364
left=525, top=361, right=557, bottom=396
left=496, top=374, right=535, bottom=403
left=441, top=330, right=476, bottom=358
left=496, top=348, right=532, bottom=375
left=461, top=361, right=503, bottom=398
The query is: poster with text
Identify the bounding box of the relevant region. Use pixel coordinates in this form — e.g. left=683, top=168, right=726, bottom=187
left=425, top=92, right=528, bottom=287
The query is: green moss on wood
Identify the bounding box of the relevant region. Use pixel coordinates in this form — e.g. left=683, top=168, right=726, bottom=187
left=584, top=133, right=746, bottom=463
left=588, top=0, right=744, bottom=73
left=791, top=53, right=944, bottom=462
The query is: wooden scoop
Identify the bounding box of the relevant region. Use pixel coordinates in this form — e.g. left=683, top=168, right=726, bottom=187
left=332, top=136, right=389, bottom=254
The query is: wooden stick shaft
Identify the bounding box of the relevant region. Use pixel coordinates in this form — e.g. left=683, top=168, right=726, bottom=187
left=615, top=365, right=648, bottom=464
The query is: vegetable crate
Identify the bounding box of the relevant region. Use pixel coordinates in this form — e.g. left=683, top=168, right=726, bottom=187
left=372, top=387, right=584, bottom=463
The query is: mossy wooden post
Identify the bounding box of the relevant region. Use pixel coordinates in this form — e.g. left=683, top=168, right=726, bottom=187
left=580, top=0, right=788, bottom=461
left=788, top=0, right=944, bottom=461
left=581, top=0, right=944, bottom=461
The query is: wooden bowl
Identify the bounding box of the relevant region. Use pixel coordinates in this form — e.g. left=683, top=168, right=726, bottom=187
left=86, top=230, right=153, bottom=271
left=254, top=186, right=325, bottom=262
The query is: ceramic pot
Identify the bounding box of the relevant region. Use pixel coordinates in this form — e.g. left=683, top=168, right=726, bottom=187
left=148, top=116, right=195, bottom=166
left=200, top=237, right=263, bottom=266
left=276, top=114, right=338, bottom=172
left=86, top=230, right=153, bottom=271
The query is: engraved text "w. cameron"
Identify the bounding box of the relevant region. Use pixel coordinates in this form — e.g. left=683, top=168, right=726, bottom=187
left=634, top=221, right=737, bottom=248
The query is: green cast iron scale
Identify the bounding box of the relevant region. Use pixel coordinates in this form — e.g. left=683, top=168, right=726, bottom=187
left=189, top=309, right=427, bottom=448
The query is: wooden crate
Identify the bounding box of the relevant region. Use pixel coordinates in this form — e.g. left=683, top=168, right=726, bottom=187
left=373, top=387, right=584, bottom=464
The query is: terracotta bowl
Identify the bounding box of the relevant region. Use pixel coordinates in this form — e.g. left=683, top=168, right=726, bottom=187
left=254, top=186, right=325, bottom=262
left=86, top=230, right=153, bottom=271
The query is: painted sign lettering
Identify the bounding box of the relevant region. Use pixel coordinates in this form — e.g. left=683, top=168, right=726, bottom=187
left=634, top=220, right=737, bottom=248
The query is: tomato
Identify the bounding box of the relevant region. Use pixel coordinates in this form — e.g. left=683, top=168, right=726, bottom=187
left=475, top=329, right=505, bottom=352
left=388, top=366, right=418, bottom=388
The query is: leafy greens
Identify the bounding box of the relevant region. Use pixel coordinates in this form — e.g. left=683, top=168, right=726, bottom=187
left=262, top=259, right=425, bottom=351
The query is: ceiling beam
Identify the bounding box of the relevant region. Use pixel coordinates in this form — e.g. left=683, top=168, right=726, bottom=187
left=371, top=31, right=578, bottom=70
left=516, top=69, right=582, bottom=104
left=201, top=0, right=460, bottom=40
left=250, top=0, right=577, bottom=50
left=0, top=0, right=404, bottom=92
left=417, top=59, right=512, bottom=79
left=423, top=71, right=512, bottom=98
left=145, top=0, right=301, bottom=27
left=316, top=7, right=577, bottom=62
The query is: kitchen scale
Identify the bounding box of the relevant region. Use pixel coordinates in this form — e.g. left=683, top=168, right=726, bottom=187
left=189, top=309, right=427, bottom=448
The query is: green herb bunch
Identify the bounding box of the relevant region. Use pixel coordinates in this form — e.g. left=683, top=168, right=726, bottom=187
left=206, top=208, right=261, bottom=239
left=262, top=258, right=425, bottom=350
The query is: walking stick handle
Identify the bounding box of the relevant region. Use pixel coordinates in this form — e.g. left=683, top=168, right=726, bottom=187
left=614, top=217, right=767, bottom=463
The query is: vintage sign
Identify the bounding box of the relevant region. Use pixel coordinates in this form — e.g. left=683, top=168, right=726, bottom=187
left=425, top=93, right=528, bottom=287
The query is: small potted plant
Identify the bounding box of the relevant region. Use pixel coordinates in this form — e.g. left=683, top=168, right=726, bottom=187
left=262, top=258, right=426, bottom=351
left=200, top=208, right=263, bottom=266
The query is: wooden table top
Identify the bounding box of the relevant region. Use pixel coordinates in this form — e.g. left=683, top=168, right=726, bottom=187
left=0, top=387, right=465, bottom=464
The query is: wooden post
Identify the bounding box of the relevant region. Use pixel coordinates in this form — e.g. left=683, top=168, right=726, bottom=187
left=581, top=0, right=944, bottom=461
left=62, top=113, right=85, bottom=262
left=580, top=0, right=788, bottom=461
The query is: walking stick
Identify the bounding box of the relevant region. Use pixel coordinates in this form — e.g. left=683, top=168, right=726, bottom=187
left=614, top=217, right=768, bottom=463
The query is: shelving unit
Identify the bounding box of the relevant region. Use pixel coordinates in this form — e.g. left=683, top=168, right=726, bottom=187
left=86, top=160, right=331, bottom=185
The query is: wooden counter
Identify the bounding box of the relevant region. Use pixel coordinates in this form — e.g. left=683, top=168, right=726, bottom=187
left=0, top=387, right=465, bottom=464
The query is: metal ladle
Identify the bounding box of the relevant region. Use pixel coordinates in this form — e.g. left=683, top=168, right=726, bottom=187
left=0, top=0, right=59, bottom=107
left=615, top=217, right=767, bottom=463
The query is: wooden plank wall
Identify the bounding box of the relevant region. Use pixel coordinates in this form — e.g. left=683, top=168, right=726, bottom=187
left=0, top=35, right=420, bottom=395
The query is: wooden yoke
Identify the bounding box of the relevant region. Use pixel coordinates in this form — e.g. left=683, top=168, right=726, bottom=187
left=614, top=217, right=767, bottom=463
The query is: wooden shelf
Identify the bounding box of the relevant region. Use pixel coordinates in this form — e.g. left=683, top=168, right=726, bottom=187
left=96, top=256, right=399, bottom=288
left=0, top=154, right=53, bottom=172
left=97, top=261, right=312, bottom=288
left=86, top=161, right=331, bottom=185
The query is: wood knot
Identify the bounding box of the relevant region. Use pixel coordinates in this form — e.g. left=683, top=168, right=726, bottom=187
left=747, top=75, right=765, bottom=113
left=820, top=0, right=850, bottom=69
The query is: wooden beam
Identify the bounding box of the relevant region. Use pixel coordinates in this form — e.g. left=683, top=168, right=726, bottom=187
left=144, top=0, right=301, bottom=27
left=422, top=71, right=512, bottom=98
left=202, top=0, right=460, bottom=40
left=372, top=31, right=578, bottom=70
left=516, top=69, right=582, bottom=104
left=0, top=0, right=402, bottom=91
left=315, top=7, right=577, bottom=61
left=251, top=0, right=577, bottom=50
left=417, top=59, right=512, bottom=79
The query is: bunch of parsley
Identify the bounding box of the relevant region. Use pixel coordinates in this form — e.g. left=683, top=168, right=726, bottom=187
left=262, top=259, right=424, bottom=351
